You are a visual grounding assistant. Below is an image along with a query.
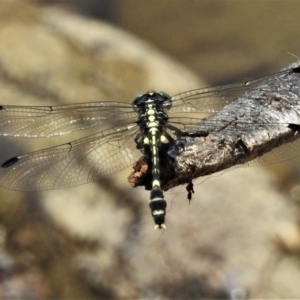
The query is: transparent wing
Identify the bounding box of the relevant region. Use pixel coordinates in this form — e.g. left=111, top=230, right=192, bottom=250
left=244, top=138, right=300, bottom=167
left=169, top=117, right=291, bottom=131
left=0, top=121, right=140, bottom=191
left=169, top=117, right=300, bottom=168
left=169, top=67, right=296, bottom=113
left=0, top=101, right=135, bottom=138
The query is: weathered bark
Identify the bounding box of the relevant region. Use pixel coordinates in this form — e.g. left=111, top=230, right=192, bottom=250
left=163, top=63, right=300, bottom=190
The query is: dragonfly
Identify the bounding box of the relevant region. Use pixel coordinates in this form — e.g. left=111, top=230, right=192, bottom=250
left=0, top=64, right=300, bottom=229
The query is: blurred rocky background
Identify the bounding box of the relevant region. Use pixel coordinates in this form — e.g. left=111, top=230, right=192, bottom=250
left=0, top=0, right=300, bottom=299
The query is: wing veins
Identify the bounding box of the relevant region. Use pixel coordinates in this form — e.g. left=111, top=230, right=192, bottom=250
left=0, top=101, right=136, bottom=138
left=170, top=67, right=295, bottom=113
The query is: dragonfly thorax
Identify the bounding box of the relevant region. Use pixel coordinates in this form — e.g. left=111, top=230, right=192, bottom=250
left=133, top=92, right=171, bottom=131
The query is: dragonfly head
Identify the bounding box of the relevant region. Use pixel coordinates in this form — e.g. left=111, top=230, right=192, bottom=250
left=132, top=92, right=172, bottom=112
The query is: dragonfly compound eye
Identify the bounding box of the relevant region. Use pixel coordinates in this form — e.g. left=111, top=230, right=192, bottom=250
left=132, top=93, right=150, bottom=111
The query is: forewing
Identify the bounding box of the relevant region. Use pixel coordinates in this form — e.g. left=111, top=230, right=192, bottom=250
left=0, top=102, right=135, bottom=138
left=170, top=68, right=295, bottom=114
left=0, top=122, right=140, bottom=190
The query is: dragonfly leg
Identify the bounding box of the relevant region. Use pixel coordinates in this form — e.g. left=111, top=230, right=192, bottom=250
left=186, top=181, right=194, bottom=204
